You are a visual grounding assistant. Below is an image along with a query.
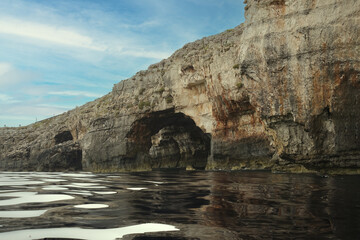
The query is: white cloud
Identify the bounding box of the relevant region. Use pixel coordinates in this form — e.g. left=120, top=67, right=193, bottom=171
left=49, top=90, right=102, bottom=98
left=0, top=18, right=106, bottom=51
left=0, top=17, right=172, bottom=61
left=1, top=103, right=68, bottom=118
left=121, top=49, right=171, bottom=60
left=0, top=65, right=38, bottom=89
left=37, top=104, right=73, bottom=110
left=0, top=62, right=12, bottom=76
left=0, top=93, right=19, bottom=103
left=120, top=20, right=161, bottom=29
left=0, top=115, right=35, bottom=121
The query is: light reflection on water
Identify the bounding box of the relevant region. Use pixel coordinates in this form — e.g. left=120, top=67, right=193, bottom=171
left=42, top=186, right=69, bottom=190
left=93, top=191, right=117, bottom=195
left=0, top=210, right=47, bottom=218
left=0, top=180, right=44, bottom=186
left=64, top=191, right=93, bottom=196
left=0, top=192, right=74, bottom=206
left=0, top=223, right=179, bottom=240
left=127, top=187, right=148, bottom=191
left=74, top=204, right=109, bottom=209
left=0, top=171, right=359, bottom=239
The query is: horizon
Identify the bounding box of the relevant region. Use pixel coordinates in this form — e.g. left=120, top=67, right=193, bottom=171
left=0, top=0, right=245, bottom=127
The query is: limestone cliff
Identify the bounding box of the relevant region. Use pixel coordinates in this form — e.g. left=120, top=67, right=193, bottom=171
left=1, top=0, right=359, bottom=174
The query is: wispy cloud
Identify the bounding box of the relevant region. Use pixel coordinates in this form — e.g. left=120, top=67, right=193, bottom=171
left=0, top=0, right=245, bottom=127
left=0, top=62, right=12, bottom=75
left=0, top=93, right=19, bottom=103
left=0, top=17, right=170, bottom=61
left=49, top=91, right=103, bottom=98
left=0, top=18, right=106, bottom=51
left=0, top=103, right=69, bottom=126
left=121, top=49, right=171, bottom=60
left=0, top=62, right=38, bottom=89
left=37, top=103, right=73, bottom=110
left=0, top=115, right=35, bottom=121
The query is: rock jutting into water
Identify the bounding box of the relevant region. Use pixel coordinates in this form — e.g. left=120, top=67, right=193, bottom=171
left=0, top=0, right=359, bottom=174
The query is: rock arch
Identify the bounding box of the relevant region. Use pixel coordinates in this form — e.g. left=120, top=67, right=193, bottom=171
left=126, top=109, right=211, bottom=170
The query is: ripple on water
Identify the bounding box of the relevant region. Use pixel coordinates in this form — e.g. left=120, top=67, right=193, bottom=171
left=42, top=186, right=69, bottom=191
left=64, top=183, right=107, bottom=189
left=0, top=223, right=179, bottom=240
left=0, top=210, right=47, bottom=218
left=74, top=204, right=109, bottom=209
left=127, top=188, right=147, bottom=191
left=0, top=190, right=17, bottom=193
left=93, top=191, right=117, bottom=195
left=61, top=173, right=96, bottom=178
left=41, top=178, right=67, bottom=182
left=145, top=181, right=165, bottom=184
left=64, top=190, right=93, bottom=196
left=0, top=171, right=359, bottom=239
left=73, top=177, right=110, bottom=183
left=0, top=192, right=74, bottom=206
left=0, top=180, right=44, bottom=186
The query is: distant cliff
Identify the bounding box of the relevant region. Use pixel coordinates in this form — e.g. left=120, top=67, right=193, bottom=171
left=1, top=0, right=359, bottom=174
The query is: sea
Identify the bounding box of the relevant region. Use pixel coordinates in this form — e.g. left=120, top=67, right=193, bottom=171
left=0, top=170, right=359, bottom=239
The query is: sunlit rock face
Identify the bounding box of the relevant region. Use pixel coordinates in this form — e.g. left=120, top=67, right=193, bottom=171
left=0, top=0, right=359, bottom=173
left=239, top=0, right=360, bottom=173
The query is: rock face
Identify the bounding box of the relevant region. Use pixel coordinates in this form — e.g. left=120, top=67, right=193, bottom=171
left=1, top=0, right=359, bottom=174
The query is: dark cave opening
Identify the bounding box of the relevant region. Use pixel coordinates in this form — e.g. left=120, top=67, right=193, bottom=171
left=54, top=130, right=73, bottom=145
left=126, top=109, right=211, bottom=169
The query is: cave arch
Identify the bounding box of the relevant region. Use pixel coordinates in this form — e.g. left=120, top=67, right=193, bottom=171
left=126, top=109, right=211, bottom=169
left=54, top=130, right=73, bottom=145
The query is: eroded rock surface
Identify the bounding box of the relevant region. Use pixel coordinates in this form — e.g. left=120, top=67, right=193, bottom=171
left=1, top=0, right=359, bottom=173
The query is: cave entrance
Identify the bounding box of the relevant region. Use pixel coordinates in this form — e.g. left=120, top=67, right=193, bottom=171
left=48, top=130, right=82, bottom=171
left=54, top=130, right=73, bottom=145
left=126, top=109, right=211, bottom=169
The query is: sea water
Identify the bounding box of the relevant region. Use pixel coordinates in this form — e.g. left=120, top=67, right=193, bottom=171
left=0, top=170, right=359, bottom=239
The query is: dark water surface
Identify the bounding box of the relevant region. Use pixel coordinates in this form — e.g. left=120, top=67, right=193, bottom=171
left=0, top=171, right=359, bottom=239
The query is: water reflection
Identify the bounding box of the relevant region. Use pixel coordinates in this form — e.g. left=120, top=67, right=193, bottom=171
left=0, top=192, right=74, bottom=206
left=0, top=171, right=359, bottom=239
left=74, top=204, right=109, bottom=209
left=0, top=223, right=178, bottom=240
left=93, top=191, right=117, bottom=195
left=127, top=187, right=148, bottom=191
left=202, top=172, right=334, bottom=239
left=42, top=186, right=69, bottom=190
left=0, top=210, right=47, bottom=218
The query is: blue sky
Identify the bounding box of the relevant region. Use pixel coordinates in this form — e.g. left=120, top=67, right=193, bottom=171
left=0, top=0, right=245, bottom=127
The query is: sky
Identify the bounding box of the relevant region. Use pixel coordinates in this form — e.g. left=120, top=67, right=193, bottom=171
left=0, top=0, right=245, bottom=127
